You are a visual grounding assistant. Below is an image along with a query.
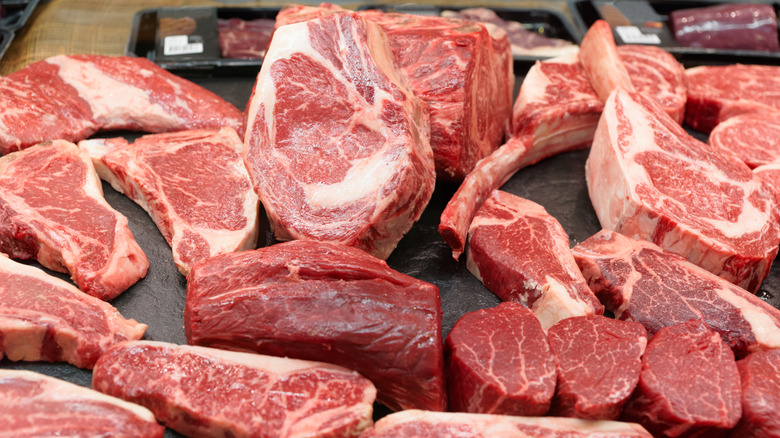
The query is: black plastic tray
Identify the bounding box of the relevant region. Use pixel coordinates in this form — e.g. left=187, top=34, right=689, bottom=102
left=569, top=0, right=780, bottom=66
left=0, top=0, right=38, bottom=32
left=0, top=28, right=12, bottom=61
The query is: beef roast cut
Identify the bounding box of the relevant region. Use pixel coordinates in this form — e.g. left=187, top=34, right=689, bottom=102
left=243, top=11, right=434, bottom=259
left=92, top=340, right=376, bottom=438
left=572, top=230, right=780, bottom=357
left=0, top=254, right=147, bottom=369
left=685, top=64, right=780, bottom=133
left=547, top=315, right=647, bottom=420
left=0, top=140, right=148, bottom=300
left=621, top=320, right=742, bottom=438
left=364, top=410, right=653, bottom=438
left=444, top=302, right=556, bottom=416
left=185, top=240, right=446, bottom=412
left=465, top=190, right=602, bottom=328
left=79, top=127, right=259, bottom=275
left=586, top=89, right=780, bottom=293
left=0, top=55, right=243, bottom=155
left=731, top=348, right=780, bottom=438
left=1, top=370, right=164, bottom=437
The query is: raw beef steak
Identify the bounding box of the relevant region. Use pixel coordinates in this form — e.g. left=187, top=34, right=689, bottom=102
left=731, top=349, right=780, bottom=438
left=578, top=20, right=635, bottom=103
left=753, top=161, right=780, bottom=205
left=618, top=45, right=686, bottom=124
left=79, top=128, right=259, bottom=275
left=585, top=89, right=780, bottom=293
left=709, top=113, right=780, bottom=169
left=364, top=410, right=653, bottom=438
left=0, top=141, right=148, bottom=300
left=1, top=370, right=164, bottom=438
left=445, top=302, right=556, bottom=416
left=92, top=341, right=376, bottom=438
left=621, top=320, right=742, bottom=438
left=0, top=55, right=244, bottom=155
left=466, top=191, right=603, bottom=329
left=685, top=64, right=780, bottom=133
left=0, top=254, right=146, bottom=368
left=547, top=315, right=647, bottom=420
left=217, top=17, right=274, bottom=59
left=185, top=240, right=445, bottom=412
left=359, top=10, right=514, bottom=181
left=572, top=230, right=780, bottom=357
left=243, top=11, right=435, bottom=260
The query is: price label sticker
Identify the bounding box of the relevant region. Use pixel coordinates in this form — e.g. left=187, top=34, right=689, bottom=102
left=615, top=26, right=661, bottom=45
left=163, top=35, right=204, bottom=56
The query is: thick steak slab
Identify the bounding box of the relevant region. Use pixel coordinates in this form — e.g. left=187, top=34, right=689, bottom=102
left=0, top=141, right=148, bottom=300
left=685, top=64, right=780, bottom=133
left=80, top=128, right=259, bottom=275
left=586, top=89, right=780, bottom=293
left=0, top=255, right=146, bottom=369
left=243, top=12, right=434, bottom=260
left=547, top=315, right=647, bottom=420
left=444, top=302, right=556, bottom=415
left=466, top=191, right=603, bottom=329
left=731, top=349, right=780, bottom=438
left=92, top=341, right=376, bottom=438
left=1, top=370, right=163, bottom=438
left=709, top=113, right=780, bottom=169
left=621, top=320, right=742, bottom=437
left=364, top=410, right=653, bottom=438
left=0, top=55, right=243, bottom=155
left=572, top=230, right=780, bottom=357
left=185, top=240, right=445, bottom=412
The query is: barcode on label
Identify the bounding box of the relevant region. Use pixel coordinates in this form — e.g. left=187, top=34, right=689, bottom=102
left=615, top=26, right=661, bottom=45
left=163, top=35, right=204, bottom=56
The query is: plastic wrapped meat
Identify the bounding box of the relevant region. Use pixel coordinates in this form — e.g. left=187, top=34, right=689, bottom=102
left=670, top=3, right=780, bottom=51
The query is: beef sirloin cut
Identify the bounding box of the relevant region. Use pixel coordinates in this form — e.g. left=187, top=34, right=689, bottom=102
left=244, top=12, right=434, bottom=260
left=0, top=254, right=147, bottom=369
left=0, top=141, right=148, bottom=300
left=730, top=349, right=780, bottom=438
left=685, top=64, right=780, bottom=133
left=585, top=89, right=780, bottom=293
left=1, top=370, right=164, bottom=438
left=547, top=315, right=647, bottom=420
left=0, top=55, right=244, bottom=155
left=79, top=128, right=259, bottom=275
left=466, top=191, right=603, bottom=329
left=92, top=341, right=376, bottom=438
left=709, top=113, right=780, bottom=169
left=572, top=230, right=780, bottom=357
left=444, top=302, right=556, bottom=416
left=621, top=320, right=742, bottom=437
left=364, top=410, right=653, bottom=438
left=185, top=240, right=445, bottom=412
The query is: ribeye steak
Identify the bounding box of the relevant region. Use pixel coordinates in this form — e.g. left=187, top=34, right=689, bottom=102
left=466, top=191, right=603, bottom=329
left=79, top=127, right=259, bottom=275
left=185, top=240, right=445, bottom=412
left=586, top=89, right=780, bottom=293
left=92, top=340, right=376, bottom=438
left=573, top=230, right=780, bottom=357
left=547, top=315, right=647, bottom=420
left=0, top=254, right=147, bottom=369
left=0, top=140, right=148, bottom=300
left=1, top=370, right=164, bottom=438
left=709, top=112, right=780, bottom=169
left=0, top=55, right=244, bottom=155
left=731, top=349, right=780, bottom=438
left=243, top=11, right=434, bottom=260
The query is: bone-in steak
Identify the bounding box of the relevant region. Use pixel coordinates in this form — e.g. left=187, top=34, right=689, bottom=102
left=1, top=370, right=164, bottom=438
left=0, top=55, right=244, bottom=155
left=243, top=12, right=435, bottom=260
left=585, top=89, right=780, bottom=293
left=0, top=141, right=148, bottom=300
left=92, top=341, right=376, bottom=438
left=572, top=230, right=780, bottom=357
left=0, top=254, right=147, bottom=369
left=185, top=240, right=445, bottom=412
left=79, top=128, right=259, bottom=275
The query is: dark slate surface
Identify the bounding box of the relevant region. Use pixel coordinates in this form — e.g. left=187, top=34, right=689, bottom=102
left=2, top=74, right=778, bottom=438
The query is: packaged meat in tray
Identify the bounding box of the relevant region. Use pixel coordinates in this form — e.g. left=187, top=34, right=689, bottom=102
left=569, top=0, right=780, bottom=65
